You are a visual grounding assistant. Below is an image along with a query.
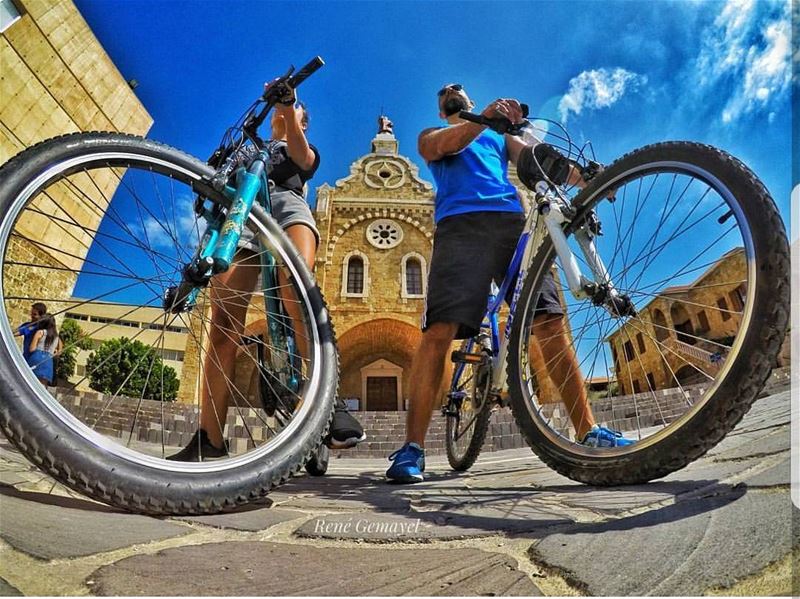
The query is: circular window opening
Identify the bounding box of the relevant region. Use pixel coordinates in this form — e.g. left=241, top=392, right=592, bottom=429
left=366, top=219, right=404, bottom=249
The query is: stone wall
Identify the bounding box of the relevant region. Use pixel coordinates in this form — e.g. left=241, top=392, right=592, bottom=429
left=1, top=0, right=152, bottom=328
left=608, top=249, right=748, bottom=396
left=52, top=364, right=790, bottom=459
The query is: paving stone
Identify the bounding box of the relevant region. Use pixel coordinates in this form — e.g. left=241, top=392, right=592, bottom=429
left=653, top=454, right=767, bottom=491
left=88, top=541, right=541, bottom=596
left=268, top=475, right=412, bottom=512
left=741, top=457, right=790, bottom=488
left=297, top=495, right=572, bottom=541
left=0, top=472, right=29, bottom=487
left=546, top=483, right=692, bottom=514
left=531, top=490, right=795, bottom=596
left=0, top=490, right=190, bottom=560
left=176, top=507, right=305, bottom=532
left=710, top=428, right=789, bottom=462
left=0, top=577, right=22, bottom=596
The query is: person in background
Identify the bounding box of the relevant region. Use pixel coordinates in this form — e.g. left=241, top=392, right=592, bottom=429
left=15, top=302, right=47, bottom=363
left=27, top=313, right=62, bottom=386
left=168, top=86, right=364, bottom=461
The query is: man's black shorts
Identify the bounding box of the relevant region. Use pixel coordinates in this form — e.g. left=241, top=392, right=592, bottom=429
left=423, top=211, right=564, bottom=340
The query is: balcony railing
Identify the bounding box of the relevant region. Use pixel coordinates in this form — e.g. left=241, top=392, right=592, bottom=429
left=666, top=337, right=726, bottom=366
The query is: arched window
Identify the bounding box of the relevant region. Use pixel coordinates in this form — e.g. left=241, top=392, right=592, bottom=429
left=406, top=259, right=422, bottom=295
left=401, top=253, right=427, bottom=298
left=347, top=257, right=364, bottom=294
left=342, top=251, right=369, bottom=298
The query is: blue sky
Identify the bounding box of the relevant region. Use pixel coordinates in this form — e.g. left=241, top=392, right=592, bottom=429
left=74, top=0, right=793, bottom=231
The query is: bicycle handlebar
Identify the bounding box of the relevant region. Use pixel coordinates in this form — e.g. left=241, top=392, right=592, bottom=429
left=286, top=56, right=325, bottom=90
left=458, top=103, right=530, bottom=135
left=243, top=56, right=325, bottom=138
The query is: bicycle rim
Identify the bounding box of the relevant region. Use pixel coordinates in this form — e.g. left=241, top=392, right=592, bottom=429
left=446, top=339, right=491, bottom=468
left=0, top=150, right=324, bottom=473
left=513, top=157, right=759, bottom=456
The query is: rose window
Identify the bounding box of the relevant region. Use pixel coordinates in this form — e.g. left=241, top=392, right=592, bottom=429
left=366, top=219, right=403, bottom=249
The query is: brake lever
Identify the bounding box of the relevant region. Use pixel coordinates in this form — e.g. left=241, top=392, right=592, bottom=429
left=261, top=65, right=296, bottom=103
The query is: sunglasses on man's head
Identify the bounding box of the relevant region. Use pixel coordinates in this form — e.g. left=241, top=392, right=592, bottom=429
left=437, top=84, right=463, bottom=97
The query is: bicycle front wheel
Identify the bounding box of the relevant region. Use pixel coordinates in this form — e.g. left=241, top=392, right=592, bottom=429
left=507, top=142, right=789, bottom=485
left=0, top=132, right=337, bottom=513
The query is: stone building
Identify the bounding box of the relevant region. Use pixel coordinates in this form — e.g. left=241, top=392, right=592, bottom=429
left=312, top=120, right=436, bottom=410
left=1, top=0, right=152, bottom=329
left=607, top=247, right=748, bottom=395
left=63, top=300, right=190, bottom=388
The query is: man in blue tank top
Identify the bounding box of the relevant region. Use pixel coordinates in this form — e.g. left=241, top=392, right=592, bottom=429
left=386, top=84, right=632, bottom=483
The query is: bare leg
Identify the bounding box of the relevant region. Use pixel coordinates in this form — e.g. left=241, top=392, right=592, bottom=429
left=277, top=224, right=317, bottom=362
left=406, top=322, right=459, bottom=446
left=199, top=250, right=260, bottom=449
left=533, top=314, right=595, bottom=439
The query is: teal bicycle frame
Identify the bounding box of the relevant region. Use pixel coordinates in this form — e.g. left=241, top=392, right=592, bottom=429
left=182, top=149, right=301, bottom=395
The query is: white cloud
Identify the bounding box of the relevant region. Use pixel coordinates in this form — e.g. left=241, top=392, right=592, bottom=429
left=694, top=0, right=790, bottom=124
left=558, top=68, right=648, bottom=123
left=136, top=193, right=202, bottom=250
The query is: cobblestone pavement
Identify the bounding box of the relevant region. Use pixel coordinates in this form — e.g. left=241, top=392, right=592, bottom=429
left=0, top=390, right=795, bottom=596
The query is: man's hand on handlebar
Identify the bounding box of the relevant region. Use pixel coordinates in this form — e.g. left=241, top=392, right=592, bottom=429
left=480, top=98, right=525, bottom=125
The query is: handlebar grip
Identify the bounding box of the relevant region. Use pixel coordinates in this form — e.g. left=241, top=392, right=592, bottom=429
left=287, top=56, right=325, bottom=88
left=458, top=110, right=520, bottom=135
left=458, top=111, right=486, bottom=125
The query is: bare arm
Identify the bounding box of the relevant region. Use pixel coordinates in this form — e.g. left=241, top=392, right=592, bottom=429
left=276, top=104, right=316, bottom=171
left=29, top=330, right=43, bottom=354
left=505, top=134, right=528, bottom=166
left=419, top=98, right=525, bottom=163
left=418, top=122, right=487, bottom=162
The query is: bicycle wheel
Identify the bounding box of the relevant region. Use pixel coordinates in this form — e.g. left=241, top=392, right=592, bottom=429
left=445, top=338, right=492, bottom=471
left=507, top=142, right=789, bottom=485
left=0, top=132, right=337, bottom=514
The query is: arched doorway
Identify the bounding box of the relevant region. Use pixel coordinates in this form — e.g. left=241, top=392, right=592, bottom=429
left=337, top=318, right=424, bottom=411
left=674, top=364, right=706, bottom=387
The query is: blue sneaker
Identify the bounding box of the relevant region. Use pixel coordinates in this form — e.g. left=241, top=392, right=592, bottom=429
left=386, top=442, right=425, bottom=483
left=581, top=425, right=635, bottom=448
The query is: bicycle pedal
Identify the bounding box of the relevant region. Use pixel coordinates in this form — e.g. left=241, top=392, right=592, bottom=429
left=450, top=350, right=488, bottom=365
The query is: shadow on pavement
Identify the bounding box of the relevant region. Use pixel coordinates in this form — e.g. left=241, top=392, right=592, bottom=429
left=267, top=471, right=749, bottom=538
left=0, top=484, right=123, bottom=513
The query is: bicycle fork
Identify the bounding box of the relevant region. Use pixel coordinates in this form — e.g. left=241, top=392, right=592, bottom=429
left=163, top=156, right=268, bottom=314
left=539, top=189, right=637, bottom=318
left=488, top=189, right=636, bottom=395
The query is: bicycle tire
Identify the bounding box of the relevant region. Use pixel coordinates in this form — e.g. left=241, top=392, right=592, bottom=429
left=304, top=443, right=330, bottom=476
left=445, top=339, right=492, bottom=471
left=507, top=141, right=789, bottom=485
left=0, top=132, right=338, bottom=514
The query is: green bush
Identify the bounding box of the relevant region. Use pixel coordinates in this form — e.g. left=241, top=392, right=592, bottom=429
left=55, top=318, right=93, bottom=383
left=86, top=337, right=179, bottom=401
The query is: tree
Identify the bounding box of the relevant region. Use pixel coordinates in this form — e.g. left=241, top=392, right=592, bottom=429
left=55, top=318, right=93, bottom=383
left=86, top=337, right=179, bottom=401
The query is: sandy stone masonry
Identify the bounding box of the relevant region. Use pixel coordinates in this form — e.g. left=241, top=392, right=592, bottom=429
left=1, top=0, right=152, bottom=329
left=608, top=248, right=756, bottom=396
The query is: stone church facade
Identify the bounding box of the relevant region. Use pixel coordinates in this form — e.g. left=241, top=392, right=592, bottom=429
left=313, top=121, right=435, bottom=411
